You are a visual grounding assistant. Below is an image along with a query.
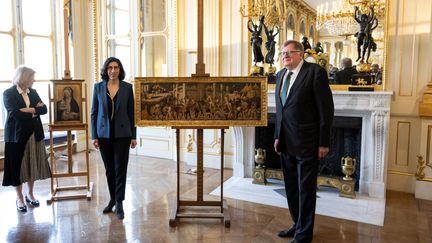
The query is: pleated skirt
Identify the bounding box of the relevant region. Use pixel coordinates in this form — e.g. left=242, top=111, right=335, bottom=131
left=20, top=134, right=52, bottom=183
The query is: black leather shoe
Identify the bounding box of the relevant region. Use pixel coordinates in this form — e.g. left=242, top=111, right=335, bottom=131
left=25, top=195, right=40, bottom=207
left=278, top=226, right=296, bottom=238
left=16, top=200, right=27, bottom=212
left=102, top=200, right=115, bottom=214
left=115, top=202, right=124, bottom=220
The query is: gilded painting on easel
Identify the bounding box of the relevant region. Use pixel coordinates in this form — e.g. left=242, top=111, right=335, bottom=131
left=135, top=76, right=268, bottom=127
left=52, top=81, right=83, bottom=124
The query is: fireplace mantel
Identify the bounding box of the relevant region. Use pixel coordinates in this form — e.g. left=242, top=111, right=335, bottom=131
left=232, top=90, right=393, bottom=199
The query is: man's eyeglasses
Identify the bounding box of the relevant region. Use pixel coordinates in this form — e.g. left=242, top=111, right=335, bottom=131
left=280, top=50, right=301, bottom=57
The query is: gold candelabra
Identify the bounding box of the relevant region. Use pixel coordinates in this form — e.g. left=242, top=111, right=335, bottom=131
left=240, top=0, right=288, bottom=28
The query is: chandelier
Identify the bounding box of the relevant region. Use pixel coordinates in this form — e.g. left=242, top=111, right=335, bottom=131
left=316, top=0, right=385, bottom=36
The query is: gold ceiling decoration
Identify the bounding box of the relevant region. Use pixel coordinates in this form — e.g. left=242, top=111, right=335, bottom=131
left=240, top=0, right=315, bottom=28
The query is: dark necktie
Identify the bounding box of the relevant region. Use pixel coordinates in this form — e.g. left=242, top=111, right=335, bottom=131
left=280, top=71, right=293, bottom=106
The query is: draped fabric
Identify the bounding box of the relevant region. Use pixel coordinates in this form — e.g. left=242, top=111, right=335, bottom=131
left=20, top=133, right=51, bottom=183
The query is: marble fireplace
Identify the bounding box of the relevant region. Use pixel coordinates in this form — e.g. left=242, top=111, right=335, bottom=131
left=231, top=90, right=393, bottom=199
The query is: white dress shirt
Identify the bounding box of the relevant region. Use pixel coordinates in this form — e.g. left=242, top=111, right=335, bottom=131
left=17, top=86, right=30, bottom=108
left=281, top=59, right=304, bottom=99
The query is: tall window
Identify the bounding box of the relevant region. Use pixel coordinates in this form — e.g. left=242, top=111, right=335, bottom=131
left=139, top=0, right=167, bottom=77
left=102, top=0, right=168, bottom=78
left=299, top=20, right=306, bottom=42
left=0, top=0, right=61, bottom=128
left=286, top=14, right=295, bottom=41
left=309, top=25, right=314, bottom=46
left=105, top=0, right=131, bottom=80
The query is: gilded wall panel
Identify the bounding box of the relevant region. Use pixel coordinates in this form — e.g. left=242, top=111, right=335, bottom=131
left=395, top=121, right=411, bottom=166
left=427, top=125, right=432, bottom=164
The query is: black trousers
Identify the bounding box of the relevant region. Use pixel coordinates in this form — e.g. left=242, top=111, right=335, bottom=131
left=280, top=153, right=319, bottom=243
left=98, top=138, right=131, bottom=203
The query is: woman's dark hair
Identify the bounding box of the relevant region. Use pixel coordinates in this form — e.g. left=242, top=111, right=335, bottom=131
left=100, top=57, right=126, bottom=81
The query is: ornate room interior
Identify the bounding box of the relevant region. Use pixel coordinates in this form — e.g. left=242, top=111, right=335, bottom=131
left=0, top=0, right=431, bottom=242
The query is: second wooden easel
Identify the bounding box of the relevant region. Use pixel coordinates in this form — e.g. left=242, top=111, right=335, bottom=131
left=47, top=0, right=93, bottom=203
left=168, top=0, right=230, bottom=227
left=170, top=127, right=230, bottom=227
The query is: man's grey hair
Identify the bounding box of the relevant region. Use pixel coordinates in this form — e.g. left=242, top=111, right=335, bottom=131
left=12, top=65, right=35, bottom=86
left=283, top=40, right=304, bottom=52
left=340, top=57, right=353, bottom=69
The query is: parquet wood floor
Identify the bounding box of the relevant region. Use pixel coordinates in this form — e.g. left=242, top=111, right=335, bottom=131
left=0, top=151, right=431, bottom=242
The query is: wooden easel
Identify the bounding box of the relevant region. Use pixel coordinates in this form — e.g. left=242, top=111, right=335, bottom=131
left=47, top=1, right=93, bottom=203
left=169, top=0, right=230, bottom=227
left=169, top=127, right=230, bottom=227
left=47, top=123, right=93, bottom=203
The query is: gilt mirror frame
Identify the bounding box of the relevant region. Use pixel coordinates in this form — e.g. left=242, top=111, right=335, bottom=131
left=251, top=0, right=390, bottom=92
left=326, top=0, right=389, bottom=92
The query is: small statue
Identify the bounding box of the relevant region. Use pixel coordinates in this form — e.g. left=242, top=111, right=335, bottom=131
left=254, top=148, right=266, bottom=168
left=301, top=36, right=312, bottom=51
left=415, top=155, right=426, bottom=180
left=263, top=24, right=279, bottom=66
left=314, top=42, right=324, bottom=54
left=247, top=16, right=265, bottom=65
left=318, top=58, right=327, bottom=69
left=354, top=6, right=378, bottom=63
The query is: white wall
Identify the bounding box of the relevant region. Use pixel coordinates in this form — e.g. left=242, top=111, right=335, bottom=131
left=386, top=0, right=432, bottom=193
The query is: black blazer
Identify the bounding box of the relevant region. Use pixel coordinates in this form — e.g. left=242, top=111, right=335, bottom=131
left=3, top=85, right=47, bottom=143
left=274, top=62, right=334, bottom=156
left=334, top=67, right=358, bottom=84
left=91, top=81, right=136, bottom=140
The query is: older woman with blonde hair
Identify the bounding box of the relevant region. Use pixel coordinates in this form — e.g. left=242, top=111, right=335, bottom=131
left=2, top=65, right=51, bottom=212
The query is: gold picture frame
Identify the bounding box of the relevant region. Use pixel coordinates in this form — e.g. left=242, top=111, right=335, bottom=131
left=51, top=80, right=83, bottom=124
left=135, top=76, right=268, bottom=127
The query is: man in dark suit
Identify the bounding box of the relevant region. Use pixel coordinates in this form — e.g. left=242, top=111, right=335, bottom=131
left=274, top=40, right=334, bottom=243
left=371, top=63, right=382, bottom=85
left=333, top=57, right=358, bottom=84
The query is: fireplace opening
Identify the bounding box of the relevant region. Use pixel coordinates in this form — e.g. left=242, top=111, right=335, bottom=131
left=255, top=115, right=362, bottom=191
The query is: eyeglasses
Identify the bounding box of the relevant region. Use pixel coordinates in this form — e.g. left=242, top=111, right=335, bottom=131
left=280, top=50, right=301, bottom=57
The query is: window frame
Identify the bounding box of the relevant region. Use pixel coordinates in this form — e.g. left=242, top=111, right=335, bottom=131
left=0, top=0, right=63, bottom=129
left=100, top=0, right=172, bottom=81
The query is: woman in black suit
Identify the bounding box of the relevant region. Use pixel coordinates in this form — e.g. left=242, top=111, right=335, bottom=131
left=91, top=57, right=136, bottom=220
left=2, top=66, right=51, bottom=212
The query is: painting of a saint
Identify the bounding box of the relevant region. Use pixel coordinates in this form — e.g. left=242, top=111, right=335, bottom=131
left=53, top=82, right=82, bottom=124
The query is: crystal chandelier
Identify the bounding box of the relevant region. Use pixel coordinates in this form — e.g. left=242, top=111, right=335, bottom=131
left=316, top=1, right=358, bottom=36
left=316, top=0, right=385, bottom=36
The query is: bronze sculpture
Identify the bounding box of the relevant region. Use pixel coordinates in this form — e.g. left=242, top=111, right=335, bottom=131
left=301, top=36, right=312, bottom=51
left=314, top=42, right=324, bottom=54
left=263, top=23, right=279, bottom=66
left=354, top=6, right=378, bottom=63
left=247, top=16, right=265, bottom=65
